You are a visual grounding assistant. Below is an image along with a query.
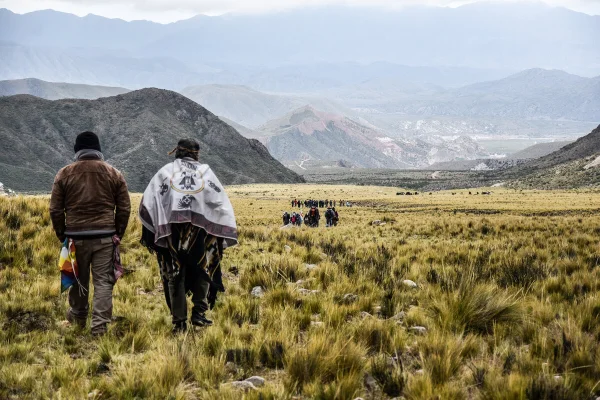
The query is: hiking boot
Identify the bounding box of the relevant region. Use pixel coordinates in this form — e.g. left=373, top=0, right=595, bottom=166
left=91, top=327, right=107, bottom=337
left=66, top=310, right=86, bottom=329
left=172, top=321, right=187, bottom=334
left=191, top=314, right=213, bottom=327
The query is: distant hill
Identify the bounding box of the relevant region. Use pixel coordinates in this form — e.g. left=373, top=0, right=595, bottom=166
left=513, top=125, right=600, bottom=171
left=0, top=89, right=303, bottom=192
left=0, top=42, right=216, bottom=90
left=341, top=69, right=600, bottom=122
left=260, top=106, right=488, bottom=169
left=0, top=78, right=129, bottom=100
left=503, top=125, right=600, bottom=188
left=427, top=141, right=574, bottom=171
left=181, top=84, right=350, bottom=128
left=508, top=141, right=572, bottom=160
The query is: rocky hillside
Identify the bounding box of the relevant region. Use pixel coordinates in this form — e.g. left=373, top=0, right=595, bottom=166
left=427, top=141, right=574, bottom=171
left=0, top=78, right=130, bottom=100
left=508, top=141, right=572, bottom=160
left=260, top=106, right=488, bottom=169
left=503, top=125, right=600, bottom=188
left=0, top=89, right=303, bottom=192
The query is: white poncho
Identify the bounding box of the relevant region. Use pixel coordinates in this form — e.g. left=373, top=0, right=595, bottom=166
left=139, top=158, right=238, bottom=249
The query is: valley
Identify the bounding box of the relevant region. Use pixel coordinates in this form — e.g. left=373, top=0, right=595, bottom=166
left=2, top=186, right=600, bottom=398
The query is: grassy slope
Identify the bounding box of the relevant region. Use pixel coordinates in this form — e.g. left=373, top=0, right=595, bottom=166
left=1, top=185, right=600, bottom=399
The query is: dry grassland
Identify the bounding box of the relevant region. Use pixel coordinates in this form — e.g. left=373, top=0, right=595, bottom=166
left=1, top=184, right=600, bottom=399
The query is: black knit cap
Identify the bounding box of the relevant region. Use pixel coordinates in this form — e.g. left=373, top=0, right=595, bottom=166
left=74, top=131, right=101, bottom=153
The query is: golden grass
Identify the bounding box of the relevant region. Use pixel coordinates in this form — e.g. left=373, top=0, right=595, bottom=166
left=1, top=184, right=600, bottom=399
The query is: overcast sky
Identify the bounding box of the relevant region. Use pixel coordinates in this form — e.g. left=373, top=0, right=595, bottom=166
left=1, top=0, right=599, bottom=23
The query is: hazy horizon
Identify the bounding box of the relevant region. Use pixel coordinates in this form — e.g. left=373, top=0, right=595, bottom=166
left=1, top=0, right=599, bottom=24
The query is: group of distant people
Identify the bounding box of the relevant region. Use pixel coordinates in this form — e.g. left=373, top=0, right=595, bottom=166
left=283, top=198, right=342, bottom=228
left=291, top=199, right=352, bottom=208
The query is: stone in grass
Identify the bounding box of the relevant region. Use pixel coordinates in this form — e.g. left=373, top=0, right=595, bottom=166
left=298, top=288, right=320, bottom=295
left=244, top=376, right=266, bottom=387
left=409, top=326, right=427, bottom=335
left=226, top=381, right=257, bottom=391
left=251, top=286, right=264, bottom=298
left=225, top=362, right=237, bottom=374
left=402, top=279, right=418, bottom=289
left=342, top=293, right=359, bottom=304
left=305, top=263, right=318, bottom=270
left=360, top=311, right=373, bottom=319
left=284, top=245, right=292, bottom=252
left=364, top=373, right=380, bottom=392
left=391, top=311, right=406, bottom=321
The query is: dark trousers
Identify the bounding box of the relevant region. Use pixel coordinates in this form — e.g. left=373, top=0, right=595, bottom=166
left=160, top=255, right=210, bottom=324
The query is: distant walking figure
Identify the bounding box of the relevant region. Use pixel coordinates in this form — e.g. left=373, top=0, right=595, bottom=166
left=50, top=131, right=131, bottom=336
left=139, top=139, right=238, bottom=333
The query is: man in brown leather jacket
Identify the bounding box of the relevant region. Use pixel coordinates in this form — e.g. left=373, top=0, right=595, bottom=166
left=50, top=131, right=131, bottom=336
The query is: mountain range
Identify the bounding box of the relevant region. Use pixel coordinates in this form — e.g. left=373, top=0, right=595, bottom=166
left=0, top=78, right=129, bottom=100
left=332, top=69, right=600, bottom=122
left=1, top=3, right=599, bottom=91
left=259, top=106, right=489, bottom=170
left=1, top=76, right=596, bottom=171
left=0, top=89, right=303, bottom=192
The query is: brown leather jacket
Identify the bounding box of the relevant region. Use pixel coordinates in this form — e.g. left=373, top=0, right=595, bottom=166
left=50, top=151, right=131, bottom=240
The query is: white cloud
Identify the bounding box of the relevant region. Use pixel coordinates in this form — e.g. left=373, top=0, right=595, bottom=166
left=0, top=0, right=598, bottom=23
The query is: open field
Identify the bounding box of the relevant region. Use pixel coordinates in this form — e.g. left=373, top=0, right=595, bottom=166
left=1, top=185, right=600, bottom=399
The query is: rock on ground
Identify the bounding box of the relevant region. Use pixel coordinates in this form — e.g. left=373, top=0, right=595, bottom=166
left=409, top=326, right=427, bottom=335
left=244, top=376, right=266, bottom=387
left=342, top=293, right=359, bottom=303
left=402, top=279, right=418, bottom=288
left=251, top=286, right=264, bottom=298
left=226, top=381, right=257, bottom=391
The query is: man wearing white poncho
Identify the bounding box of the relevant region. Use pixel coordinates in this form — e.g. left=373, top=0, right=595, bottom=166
left=139, top=139, right=238, bottom=332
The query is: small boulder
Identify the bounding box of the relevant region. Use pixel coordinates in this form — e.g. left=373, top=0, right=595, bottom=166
left=251, top=286, right=264, bottom=298
left=226, top=381, right=257, bottom=391
left=284, top=245, right=292, bottom=253
left=311, top=321, right=324, bottom=327
left=364, top=373, right=379, bottom=392
left=225, top=361, right=238, bottom=374
left=342, top=293, right=359, bottom=304
left=372, top=220, right=382, bottom=226
left=360, top=311, right=373, bottom=319
left=391, top=311, right=406, bottom=321
left=402, top=280, right=418, bottom=289
left=305, top=264, right=318, bottom=270
left=245, top=376, right=266, bottom=387
left=409, top=326, right=427, bottom=335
